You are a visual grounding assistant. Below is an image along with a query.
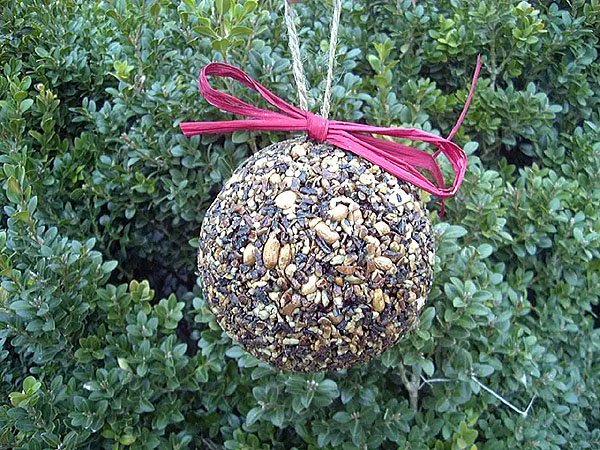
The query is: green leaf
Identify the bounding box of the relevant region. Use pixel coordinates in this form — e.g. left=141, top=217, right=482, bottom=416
left=225, top=346, right=246, bottom=359
left=9, top=392, right=27, bottom=407
left=136, top=397, right=155, bottom=413
left=333, top=411, right=351, bottom=423
left=19, top=99, right=34, bottom=112
left=35, top=46, right=50, bottom=57
left=215, top=0, right=231, bottom=15
left=474, top=364, right=495, bottom=377
left=463, top=141, right=479, bottom=154
left=13, top=210, right=30, bottom=222
left=477, top=243, right=493, bottom=258
left=381, top=348, right=399, bottom=368
left=420, top=307, right=436, bottom=329
left=367, top=54, right=381, bottom=71
left=229, top=26, right=253, bottom=39
left=421, top=359, right=435, bottom=377
left=117, top=358, right=132, bottom=372
left=443, top=225, right=468, bottom=240
left=212, top=37, right=231, bottom=57
left=101, top=260, right=118, bottom=274
left=565, top=392, right=578, bottom=404
left=23, top=376, right=41, bottom=394
left=120, top=434, right=137, bottom=445
left=6, top=176, right=21, bottom=203
left=232, top=130, right=250, bottom=143
left=246, top=406, right=263, bottom=425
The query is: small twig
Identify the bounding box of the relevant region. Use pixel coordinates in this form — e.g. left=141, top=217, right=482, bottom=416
left=471, top=375, right=537, bottom=418
left=200, top=437, right=224, bottom=450
left=524, top=394, right=537, bottom=416
left=418, top=374, right=537, bottom=418
left=248, top=137, right=258, bottom=155
left=399, top=364, right=420, bottom=411
left=239, top=31, right=255, bottom=67
left=419, top=375, right=451, bottom=389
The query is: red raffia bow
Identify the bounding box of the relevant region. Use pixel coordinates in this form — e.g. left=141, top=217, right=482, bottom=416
left=180, top=56, right=481, bottom=204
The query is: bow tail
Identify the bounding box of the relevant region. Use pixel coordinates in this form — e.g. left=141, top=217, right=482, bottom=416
left=354, top=134, right=446, bottom=189
left=180, top=118, right=309, bottom=137
left=329, top=130, right=453, bottom=197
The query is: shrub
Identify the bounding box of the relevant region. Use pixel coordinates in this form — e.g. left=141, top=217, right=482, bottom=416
left=1, top=0, right=598, bottom=449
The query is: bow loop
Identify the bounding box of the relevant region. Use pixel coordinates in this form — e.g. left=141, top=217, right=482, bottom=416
left=180, top=56, right=482, bottom=200
left=199, top=62, right=306, bottom=120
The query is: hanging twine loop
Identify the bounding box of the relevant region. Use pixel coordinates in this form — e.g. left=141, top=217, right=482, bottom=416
left=320, top=0, right=342, bottom=119
left=283, top=0, right=342, bottom=123
left=283, top=0, right=310, bottom=111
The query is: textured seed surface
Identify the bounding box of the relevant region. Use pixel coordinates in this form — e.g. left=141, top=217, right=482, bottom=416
left=197, top=137, right=435, bottom=372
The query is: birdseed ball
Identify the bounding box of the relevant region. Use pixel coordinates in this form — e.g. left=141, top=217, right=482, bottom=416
left=197, top=138, right=435, bottom=372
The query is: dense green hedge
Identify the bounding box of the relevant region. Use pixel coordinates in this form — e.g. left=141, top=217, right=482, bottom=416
left=1, top=0, right=599, bottom=448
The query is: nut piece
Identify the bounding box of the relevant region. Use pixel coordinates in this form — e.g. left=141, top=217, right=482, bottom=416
left=263, top=235, right=281, bottom=269
left=372, top=288, right=385, bottom=312
left=359, top=172, right=375, bottom=186
left=336, top=265, right=356, bottom=275
left=275, top=190, right=298, bottom=209
left=291, top=144, right=307, bottom=158
left=301, top=275, right=318, bottom=295
left=389, top=189, right=412, bottom=206
left=281, top=298, right=301, bottom=316
left=374, top=256, right=394, bottom=272
left=315, top=222, right=340, bottom=244
left=268, top=173, right=282, bottom=185
left=330, top=254, right=345, bottom=265
left=351, top=209, right=363, bottom=223
left=256, top=309, right=270, bottom=320
left=284, top=263, right=297, bottom=279
left=329, top=313, right=344, bottom=325
left=278, top=244, right=293, bottom=269
left=327, top=204, right=348, bottom=221
left=408, top=240, right=420, bottom=254
left=318, top=317, right=332, bottom=338
left=243, top=244, right=257, bottom=265
left=374, top=221, right=391, bottom=235
left=308, top=217, right=322, bottom=228
left=321, top=291, right=330, bottom=307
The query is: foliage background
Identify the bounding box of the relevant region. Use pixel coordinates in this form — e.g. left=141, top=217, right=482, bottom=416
left=0, top=0, right=599, bottom=448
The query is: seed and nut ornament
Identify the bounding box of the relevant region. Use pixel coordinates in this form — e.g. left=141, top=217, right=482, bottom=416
left=197, top=138, right=434, bottom=371
left=181, top=57, right=480, bottom=371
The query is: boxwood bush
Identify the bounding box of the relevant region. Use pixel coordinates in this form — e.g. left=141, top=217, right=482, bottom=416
left=1, top=0, right=598, bottom=449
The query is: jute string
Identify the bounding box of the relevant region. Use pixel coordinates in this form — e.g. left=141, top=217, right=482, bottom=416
left=283, top=0, right=342, bottom=119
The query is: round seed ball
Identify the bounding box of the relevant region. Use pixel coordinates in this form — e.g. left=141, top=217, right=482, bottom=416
left=198, top=138, right=435, bottom=372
